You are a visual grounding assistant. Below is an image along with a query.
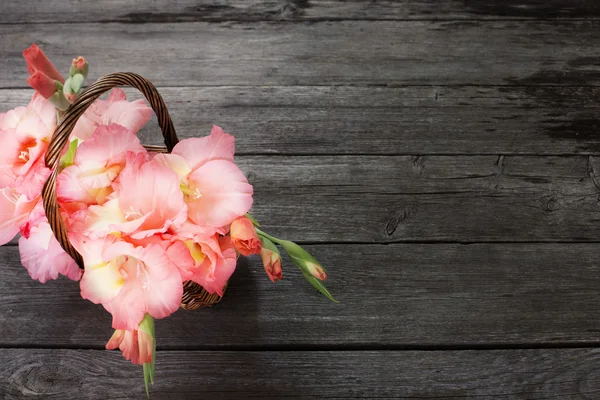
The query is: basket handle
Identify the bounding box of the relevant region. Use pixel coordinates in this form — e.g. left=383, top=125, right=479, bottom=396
left=42, top=72, right=179, bottom=269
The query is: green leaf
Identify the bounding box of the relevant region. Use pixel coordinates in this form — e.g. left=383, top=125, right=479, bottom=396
left=279, top=241, right=337, bottom=303
left=256, top=229, right=337, bottom=302
left=59, top=139, right=78, bottom=169
left=259, top=235, right=280, bottom=255
left=301, top=271, right=338, bottom=303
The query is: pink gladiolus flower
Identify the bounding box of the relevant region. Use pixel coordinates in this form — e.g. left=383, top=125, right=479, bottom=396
left=23, top=44, right=64, bottom=83
left=0, top=94, right=55, bottom=198
left=77, top=237, right=183, bottom=330
left=155, top=125, right=253, bottom=229
left=57, top=124, right=147, bottom=205
left=77, top=153, right=187, bottom=239
left=169, top=234, right=236, bottom=296
left=19, top=219, right=81, bottom=283
left=106, top=328, right=153, bottom=365
left=230, top=216, right=261, bottom=256
left=71, top=89, right=152, bottom=141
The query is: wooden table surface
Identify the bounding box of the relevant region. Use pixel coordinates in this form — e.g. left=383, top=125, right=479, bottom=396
left=3, top=1, right=600, bottom=398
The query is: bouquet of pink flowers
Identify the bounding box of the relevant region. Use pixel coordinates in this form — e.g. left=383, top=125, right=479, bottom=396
left=0, top=44, right=334, bottom=394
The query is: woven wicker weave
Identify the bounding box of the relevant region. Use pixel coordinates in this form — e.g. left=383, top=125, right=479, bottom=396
left=41, top=72, right=224, bottom=310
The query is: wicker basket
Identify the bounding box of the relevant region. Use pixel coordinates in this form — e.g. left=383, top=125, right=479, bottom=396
left=41, top=72, right=224, bottom=311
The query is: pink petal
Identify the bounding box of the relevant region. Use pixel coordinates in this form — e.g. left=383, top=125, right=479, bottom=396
left=172, top=125, right=235, bottom=170
left=0, top=129, right=21, bottom=188
left=70, top=89, right=151, bottom=140
left=76, top=235, right=123, bottom=304
left=18, top=221, right=81, bottom=283
left=14, top=158, right=51, bottom=201
left=57, top=165, right=100, bottom=205
left=103, top=242, right=183, bottom=330
left=75, top=124, right=146, bottom=168
left=153, top=153, right=192, bottom=182
left=186, top=159, right=253, bottom=228
left=27, top=92, right=57, bottom=130
left=101, top=99, right=152, bottom=134
left=0, top=189, right=37, bottom=245
left=193, top=236, right=237, bottom=296
left=115, top=155, right=187, bottom=238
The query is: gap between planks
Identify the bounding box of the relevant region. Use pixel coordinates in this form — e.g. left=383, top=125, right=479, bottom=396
left=5, top=342, right=600, bottom=352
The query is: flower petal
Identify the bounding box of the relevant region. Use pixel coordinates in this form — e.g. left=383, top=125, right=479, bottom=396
left=172, top=125, right=235, bottom=170
left=18, top=221, right=81, bottom=283
left=186, top=159, right=253, bottom=228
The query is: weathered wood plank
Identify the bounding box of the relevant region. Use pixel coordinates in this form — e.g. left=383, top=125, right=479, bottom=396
left=4, top=155, right=600, bottom=244
left=4, top=85, right=600, bottom=155
left=3, top=242, right=600, bottom=347
left=2, top=21, right=600, bottom=87
left=3, top=155, right=600, bottom=244
left=2, top=348, right=600, bottom=399
left=3, top=0, right=600, bottom=24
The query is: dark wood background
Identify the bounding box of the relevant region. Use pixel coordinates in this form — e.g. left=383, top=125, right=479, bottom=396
left=2, top=1, right=600, bottom=398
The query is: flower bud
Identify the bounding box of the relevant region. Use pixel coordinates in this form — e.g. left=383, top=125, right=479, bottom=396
left=230, top=216, right=262, bottom=256
left=259, top=236, right=282, bottom=282
left=62, top=77, right=78, bottom=103
left=23, top=43, right=64, bottom=83
left=279, top=239, right=327, bottom=281
left=26, top=69, right=59, bottom=99
left=106, top=327, right=153, bottom=365
left=305, top=261, right=327, bottom=281
left=70, top=56, right=88, bottom=78
left=70, top=73, right=84, bottom=93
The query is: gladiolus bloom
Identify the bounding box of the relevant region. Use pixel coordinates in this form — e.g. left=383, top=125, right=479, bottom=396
left=78, top=237, right=183, bottom=331
left=57, top=124, right=147, bottom=205
left=106, top=328, right=153, bottom=365
left=155, top=125, right=253, bottom=229
left=230, top=216, right=261, bottom=256
left=167, top=234, right=236, bottom=296
left=0, top=93, right=55, bottom=198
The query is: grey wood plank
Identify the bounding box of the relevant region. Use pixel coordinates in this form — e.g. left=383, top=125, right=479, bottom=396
left=3, top=242, right=600, bottom=347
left=3, top=0, right=600, bottom=23
left=2, top=21, right=600, bottom=87
left=4, top=155, right=600, bottom=244
left=2, top=348, right=600, bottom=399
left=241, top=155, right=600, bottom=243
left=5, top=85, right=600, bottom=155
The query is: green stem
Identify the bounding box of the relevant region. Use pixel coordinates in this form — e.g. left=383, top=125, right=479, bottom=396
left=245, top=213, right=260, bottom=227
left=255, top=228, right=283, bottom=245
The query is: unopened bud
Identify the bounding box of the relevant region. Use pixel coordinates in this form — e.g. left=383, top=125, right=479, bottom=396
left=70, top=56, right=88, bottom=78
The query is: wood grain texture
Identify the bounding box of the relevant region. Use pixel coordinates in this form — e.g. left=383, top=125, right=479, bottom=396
left=5, top=85, right=600, bottom=155
left=4, top=155, right=600, bottom=244
left=4, top=154, right=600, bottom=245
left=3, top=20, right=600, bottom=87
left=2, top=348, right=600, bottom=399
left=3, top=242, right=600, bottom=348
left=242, top=155, right=600, bottom=243
left=2, top=0, right=600, bottom=23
